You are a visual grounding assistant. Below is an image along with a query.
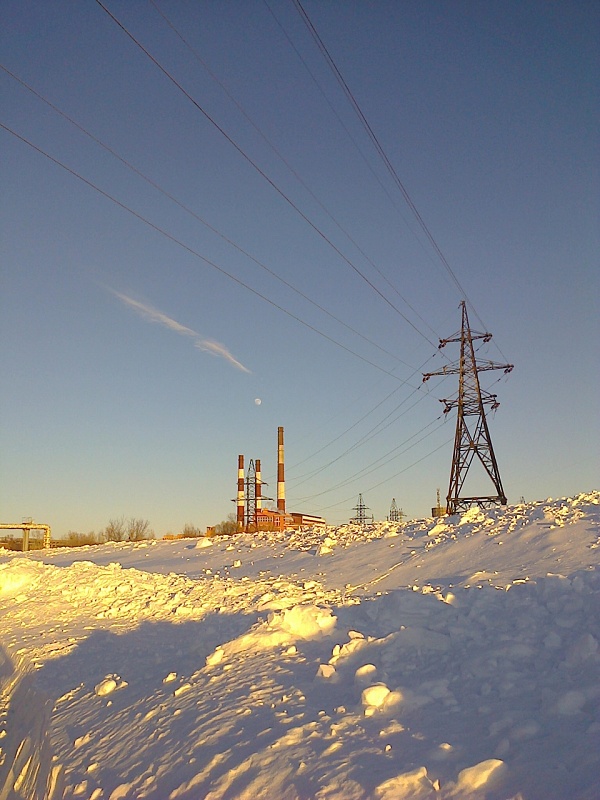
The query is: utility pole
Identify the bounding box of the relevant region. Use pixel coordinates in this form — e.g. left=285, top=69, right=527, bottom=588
left=423, top=301, right=513, bottom=514
left=351, top=494, right=373, bottom=525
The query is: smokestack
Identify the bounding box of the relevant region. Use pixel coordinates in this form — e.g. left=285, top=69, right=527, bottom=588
left=277, top=426, right=285, bottom=513
left=255, top=459, right=262, bottom=511
left=237, top=455, right=245, bottom=528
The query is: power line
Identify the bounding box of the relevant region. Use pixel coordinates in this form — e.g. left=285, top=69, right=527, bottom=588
left=286, top=351, right=441, bottom=478
left=94, top=0, right=440, bottom=350
left=292, top=0, right=489, bottom=333
left=95, top=1, right=471, bottom=495
left=0, top=121, right=408, bottom=380
left=291, top=383, right=428, bottom=488
left=263, top=0, right=444, bottom=342
left=292, top=415, right=445, bottom=504
left=1, top=62, right=410, bottom=371
left=309, top=435, right=452, bottom=513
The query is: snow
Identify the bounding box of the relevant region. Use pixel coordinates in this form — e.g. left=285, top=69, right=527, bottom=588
left=0, top=491, right=599, bottom=799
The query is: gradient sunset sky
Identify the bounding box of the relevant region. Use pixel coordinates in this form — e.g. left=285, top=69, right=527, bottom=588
left=1, top=1, right=598, bottom=536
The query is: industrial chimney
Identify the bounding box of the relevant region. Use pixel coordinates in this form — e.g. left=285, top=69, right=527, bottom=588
left=237, top=455, right=245, bottom=528
left=277, top=426, right=285, bottom=513
left=255, top=458, right=262, bottom=512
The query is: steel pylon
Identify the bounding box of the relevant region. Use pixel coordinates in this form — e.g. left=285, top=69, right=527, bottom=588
left=351, top=494, right=373, bottom=525
left=388, top=498, right=404, bottom=522
left=245, top=459, right=257, bottom=531
left=423, top=302, right=513, bottom=514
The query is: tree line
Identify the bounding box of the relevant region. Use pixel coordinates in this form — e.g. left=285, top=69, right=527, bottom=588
left=0, top=514, right=239, bottom=550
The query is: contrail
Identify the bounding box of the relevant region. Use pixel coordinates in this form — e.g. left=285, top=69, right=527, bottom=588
left=110, top=289, right=251, bottom=373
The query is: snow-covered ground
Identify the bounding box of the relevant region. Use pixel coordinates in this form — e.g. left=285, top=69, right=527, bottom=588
left=1, top=492, right=599, bottom=800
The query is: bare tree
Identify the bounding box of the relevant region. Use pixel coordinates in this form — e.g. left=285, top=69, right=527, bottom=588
left=127, top=518, right=153, bottom=541
left=211, top=514, right=238, bottom=536
left=65, top=531, right=100, bottom=547
left=182, top=523, right=202, bottom=538
left=104, top=516, right=127, bottom=542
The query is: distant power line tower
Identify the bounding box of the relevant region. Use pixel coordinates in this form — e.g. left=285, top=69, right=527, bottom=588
left=388, top=498, right=404, bottom=522
left=245, top=459, right=257, bottom=531
left=351, top=494, right=374, bottom=525
left=423, top=301, right=513, bottom=514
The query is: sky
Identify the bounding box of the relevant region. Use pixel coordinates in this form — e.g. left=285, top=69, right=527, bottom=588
left=1, top=0, right=598, bottom=537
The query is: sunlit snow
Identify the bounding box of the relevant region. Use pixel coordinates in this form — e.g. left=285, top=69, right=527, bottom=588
left=1, top=493, right=599, bottom=799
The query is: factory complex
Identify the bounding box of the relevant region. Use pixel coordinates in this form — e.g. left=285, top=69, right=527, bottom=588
left=234, top=427, right=326, bottom=533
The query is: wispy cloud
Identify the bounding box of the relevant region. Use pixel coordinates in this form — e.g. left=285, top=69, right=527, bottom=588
left=110, top=289, right=251, bottom=373
left=195, top=339, right=251, bottom=373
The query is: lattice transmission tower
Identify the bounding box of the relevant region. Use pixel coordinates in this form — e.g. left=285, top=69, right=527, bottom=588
left=244, top=459, right=271, bottom=531
left=388, top=498, right=404, bottom=522
left=351, top=494, right=373, bottom=525
left=423, top=301, right=513, bottom=514
left=245, top=459, right=257, bottom=531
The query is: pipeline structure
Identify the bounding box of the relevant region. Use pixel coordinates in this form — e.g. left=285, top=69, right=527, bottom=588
left=0, top=521, right=51, bottom=551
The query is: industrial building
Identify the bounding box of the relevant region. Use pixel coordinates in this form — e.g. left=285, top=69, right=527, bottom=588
left=235, top=427, right=326, bottom=532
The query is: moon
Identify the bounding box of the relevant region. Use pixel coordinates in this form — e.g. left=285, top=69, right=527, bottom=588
left=254, top=398, right=262, bottom=406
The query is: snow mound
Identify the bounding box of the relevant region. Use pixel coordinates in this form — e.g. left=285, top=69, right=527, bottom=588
left=268, top=604, right=337, bottom=638
left=1, top=492, right=599, bottom=800
left=0, top=559, right=46, bottom=596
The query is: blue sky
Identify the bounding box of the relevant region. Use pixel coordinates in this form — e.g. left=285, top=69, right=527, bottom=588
left=1, top=1, right=598, bottom=536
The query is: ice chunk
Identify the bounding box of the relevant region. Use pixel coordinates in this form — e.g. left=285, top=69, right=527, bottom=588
left=355, top=664, right=378, bottom=686
left=269, top=605, right=336, bottom=639
left=361, top=683, right=390, bottom=709
left=94, top=677, right=117, bottom=696
left=455, top=759, right=506, bottom=791
left=316, top=664, right=337, bottom=680
left=374, top=766, right=435, bottom=799
left=206, top=647, right=225, bottom=666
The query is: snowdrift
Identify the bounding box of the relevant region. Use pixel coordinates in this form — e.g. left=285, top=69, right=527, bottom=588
left=0, top=492, right=598, bottom=799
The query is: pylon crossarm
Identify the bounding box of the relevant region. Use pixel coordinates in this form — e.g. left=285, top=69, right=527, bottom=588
left=423, top=361, right=512, bottom=382
left=472, top=361, right=513, bottom=373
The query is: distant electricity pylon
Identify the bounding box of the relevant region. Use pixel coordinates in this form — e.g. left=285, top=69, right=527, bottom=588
left=244, top=459, right=257, bottom=531
left=388, top=498, right=404, bottom=522
left=423, top=301, right=513, bottom=514
left=351, top=494, right=373, bottom=525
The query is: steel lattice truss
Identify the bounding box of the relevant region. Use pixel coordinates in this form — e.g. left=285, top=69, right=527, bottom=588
left=351, top=494, right=373, bottom=525
left=423, top=301, right=513, bottom=514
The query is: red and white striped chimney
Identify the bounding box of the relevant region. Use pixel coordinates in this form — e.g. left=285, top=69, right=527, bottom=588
left=255, top=459, right=262, bottom=512
left=237, top=455, right=245, bottom=528
left=277, top=426, right=285, bottom=513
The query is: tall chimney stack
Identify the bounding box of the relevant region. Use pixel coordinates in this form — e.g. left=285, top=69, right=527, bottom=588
left=255, top=459, right=262, bottom=512
left=237, top=455, right=245, bottom=528
left=277, top=426, right=285, bottom=513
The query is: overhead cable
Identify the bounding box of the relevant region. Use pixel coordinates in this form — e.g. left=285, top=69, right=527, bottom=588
left=0, top=121, right=410, bottom=380
left=306, top=435, right=453, bottom=513
left=1, top=62, right=409, bottom=370
left=292, top=0, right=488, bottom=332
left=151, top=0, right=441, bottom=343
left=293, top=415, right=445, bottom=503
left=94, top=0, right=440, bottom=350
